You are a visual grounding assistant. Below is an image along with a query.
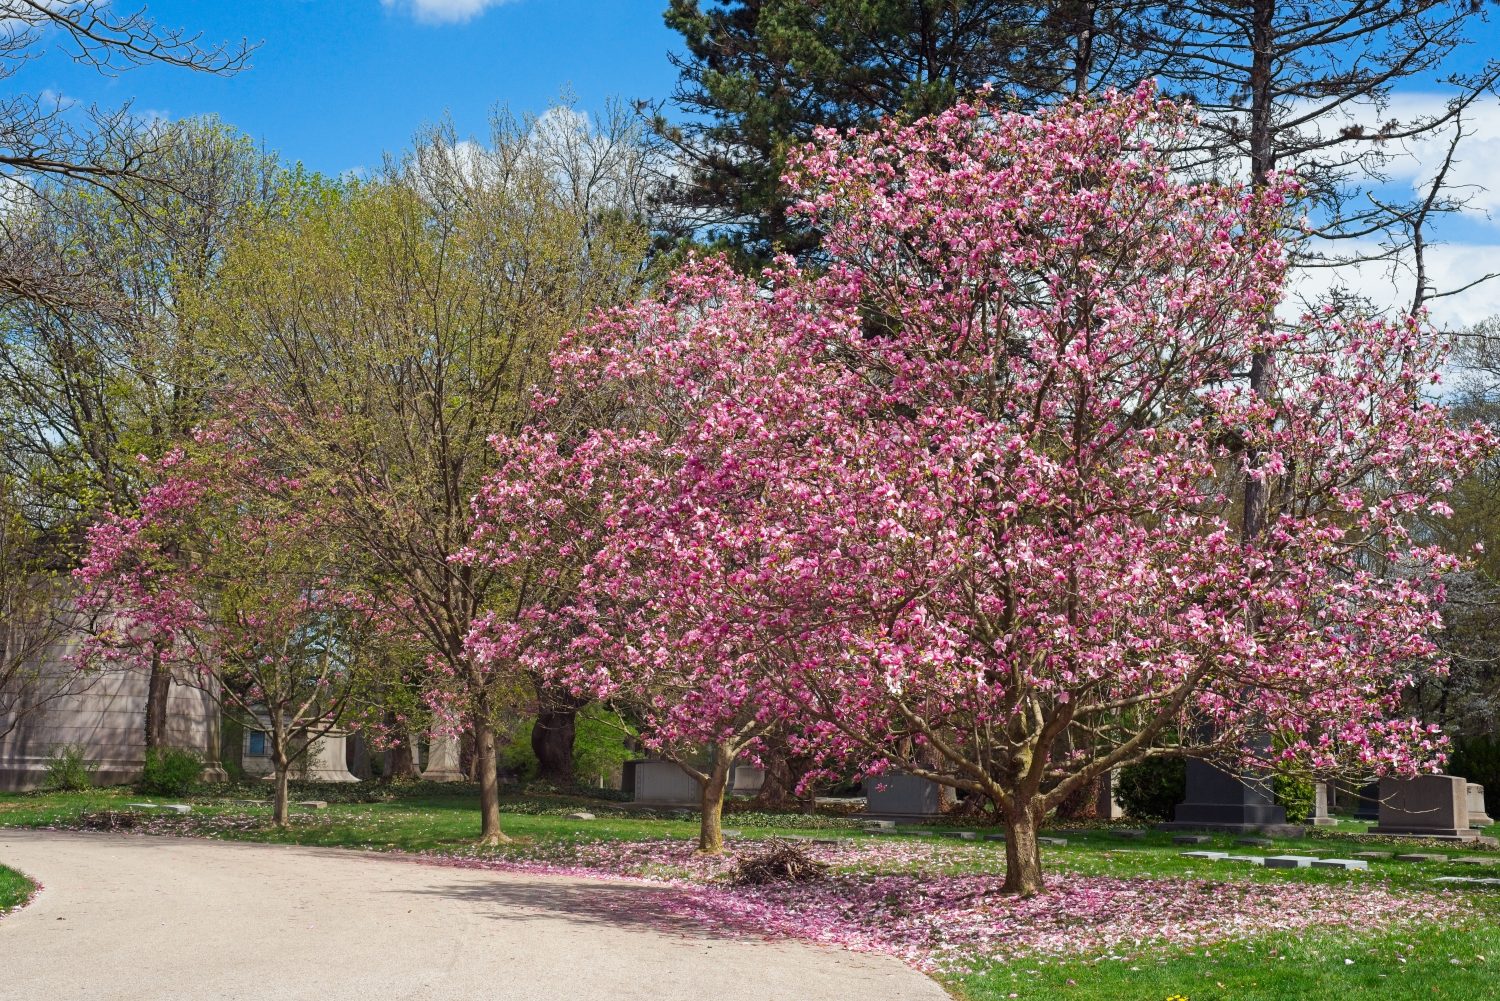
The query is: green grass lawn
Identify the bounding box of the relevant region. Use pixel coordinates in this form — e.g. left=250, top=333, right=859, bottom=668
left=3, top=784, right=1497, bottom=1000
left=0, top=864, right=36, bottom=915
left=956, top=921, right=1500, bottom=1001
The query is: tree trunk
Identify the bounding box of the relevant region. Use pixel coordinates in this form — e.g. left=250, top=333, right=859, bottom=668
left=346, top=731, right=372, bottom=781
left=531, top=695, right=581, bottom=786
left=1242, top=0, right=1275, bottom=545
left=473, top=714, right=509, bottom=846
left=460, top=728, right=477, bottom=781
left=272, top=759, right=290, bottom=828
left=144, top=649, right=170, bottom=749
left=697, top=746, right=733, bottom=855
left=382, top=743, right=415, bottom=782
left=1001, top=803, right=1045, bottom=896
left=378, top=711, right=420, bottom=783
left=751, top=747, right=798, bottom=810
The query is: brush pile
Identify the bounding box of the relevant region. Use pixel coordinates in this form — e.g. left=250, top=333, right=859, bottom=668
left=76, top=810, right=141, bottom=831
left=729, top=838, right=829, bottom=886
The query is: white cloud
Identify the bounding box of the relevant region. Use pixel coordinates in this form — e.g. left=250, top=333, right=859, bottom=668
left=1277, top=91, right=1500, bottom=227
left=1290, top=240, right=1500, bottom=330
left=380, top=0, right=517, bottom=25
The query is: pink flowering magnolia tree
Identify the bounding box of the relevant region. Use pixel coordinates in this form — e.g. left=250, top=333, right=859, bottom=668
left=765, top=88, right=1495, bottom=893
left=75, top=431, right=375, bottom=825
left=527, top=89, right=1492, bottom=893
left=461, top=264, right=827, bottom=853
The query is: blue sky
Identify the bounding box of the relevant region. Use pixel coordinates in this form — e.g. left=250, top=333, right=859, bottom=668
left=15, top=1, right=681, bottom=177
left=14, top=1, right=1500, bottom=325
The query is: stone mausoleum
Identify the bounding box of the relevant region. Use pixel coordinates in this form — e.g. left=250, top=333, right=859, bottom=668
left=0, top=628, right=224, bottom=791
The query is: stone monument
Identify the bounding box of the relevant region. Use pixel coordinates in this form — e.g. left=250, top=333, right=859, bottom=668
left=1353, top=780, right=1381, bottom=821
left=731, top=764, right=765, bottom=797
left=302, top=728, right=360, bottom=782
left=242, top=720, right=361, bottom=783
left=1369, top=774, right=1480, bottom=841
left=420, top=734, right=465, bottom=782
left=863, top=771, right=954, bottom=818
left=1311, top=781, right=1339, bottom=826
left=0, top=623, right=225, bottom=790
left=1094, top=767, right=1126, bottom=821
left=1469, top=783, right=1494, bottom=829
left=1162, top=760, right=1302, bottom=836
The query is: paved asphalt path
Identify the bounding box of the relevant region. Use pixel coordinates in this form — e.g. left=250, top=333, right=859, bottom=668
left=0, top=830, right=949, bottom=1001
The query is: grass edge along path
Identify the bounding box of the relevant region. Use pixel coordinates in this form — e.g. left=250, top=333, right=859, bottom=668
left=0, top=863, right=37, bottom=917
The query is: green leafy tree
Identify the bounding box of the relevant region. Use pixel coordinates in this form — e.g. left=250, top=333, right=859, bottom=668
left=207, top=104, right=653, bottom=844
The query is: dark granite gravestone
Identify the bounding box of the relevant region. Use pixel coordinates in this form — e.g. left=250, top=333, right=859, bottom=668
left=1353, top=781, right=1381, bottom=821
left=1160, top=760, right=1302, bottom=836
left=863, top=771, right=955, bottom=818
left=1370, top=774, right=1480, bottom=841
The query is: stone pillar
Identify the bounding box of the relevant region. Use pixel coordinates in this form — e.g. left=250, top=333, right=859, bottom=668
left=1162, top=760, right=1293, bottom=834
left=1312, top=781, right=1338, bottom=826
left=420, top=735, right=465, bottom=782
left=1468, top=783, right=1494, bottom=829
left=302, top=728, right=360, bottom=782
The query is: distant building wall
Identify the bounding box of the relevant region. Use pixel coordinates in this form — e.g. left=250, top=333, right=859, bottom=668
left=0, top=627, right=223, bottom=791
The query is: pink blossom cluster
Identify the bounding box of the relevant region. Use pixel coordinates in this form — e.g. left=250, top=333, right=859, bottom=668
left=418, top=839, right=1474, bottom=973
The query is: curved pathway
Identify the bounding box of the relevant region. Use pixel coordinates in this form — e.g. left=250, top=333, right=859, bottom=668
left=0, top=830, right=948, bottom=1001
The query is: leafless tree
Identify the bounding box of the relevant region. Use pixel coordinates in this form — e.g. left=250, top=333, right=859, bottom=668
left=0, top=2, right=252, bottom=309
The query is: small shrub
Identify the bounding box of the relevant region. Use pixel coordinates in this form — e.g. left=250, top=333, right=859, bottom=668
left=138, top=747, right=204, bottom=796
left=1272, top=769, right=1316, bottom=822
left=43, top=745, right=95, bottom=791
left=1116, top=756, right=1186, bottom=822
left=730, top=838, right=829, bottom=886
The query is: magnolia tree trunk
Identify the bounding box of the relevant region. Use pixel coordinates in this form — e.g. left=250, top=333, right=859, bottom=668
left=1001, top=801, right=1045, bottom=897
left=144, top=650, right=170, bottom=749
left=473, top=713, right=508, bottom=846
left=271, top=755, right=291, bottom=827
left=695, top=744, right=735, bottom=855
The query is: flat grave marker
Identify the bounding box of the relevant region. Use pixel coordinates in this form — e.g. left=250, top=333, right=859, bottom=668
left=1264, top=855, right=1319, bottom=869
